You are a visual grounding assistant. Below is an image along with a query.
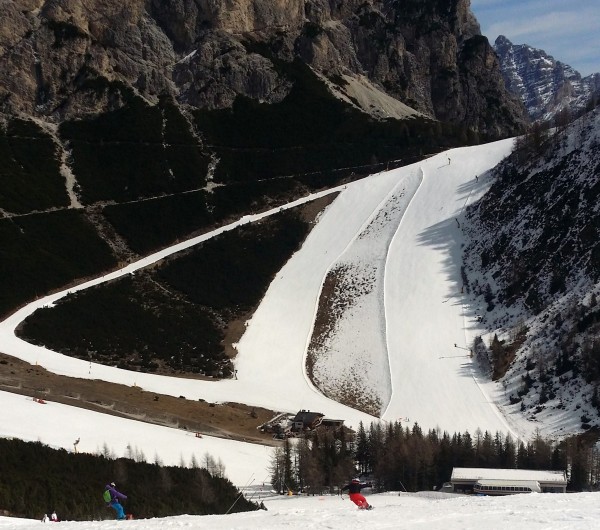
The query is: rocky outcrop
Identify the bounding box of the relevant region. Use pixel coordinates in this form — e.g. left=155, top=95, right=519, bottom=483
left=0, top=0, right=525, bottom=136
left=495, top=35, right=600, bottom=122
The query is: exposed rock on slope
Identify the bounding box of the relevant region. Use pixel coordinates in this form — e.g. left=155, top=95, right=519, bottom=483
left=0, top=0, right=525, bottom=136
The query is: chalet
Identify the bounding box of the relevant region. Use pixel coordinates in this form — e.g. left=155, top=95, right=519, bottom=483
left=259, top=410, right=346, bottom=438
left=292, top=410, right=324, bottom=432
left=450, top=467, right=567, bottom=494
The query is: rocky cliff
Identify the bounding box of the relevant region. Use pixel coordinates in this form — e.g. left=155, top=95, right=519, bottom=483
left=0, top=0, right=525, bottom=136
left=0, top=0, right=527, bottom=335
left=495, top=35, right=600, bottom=122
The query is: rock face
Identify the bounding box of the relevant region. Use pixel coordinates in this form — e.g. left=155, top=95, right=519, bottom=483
left=494, top=35, right=600, bottom=122
left=0, top=0, right=524, bottom=136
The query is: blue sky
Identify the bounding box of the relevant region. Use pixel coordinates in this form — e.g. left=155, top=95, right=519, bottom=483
left=470, top=0, right=600, bottom=77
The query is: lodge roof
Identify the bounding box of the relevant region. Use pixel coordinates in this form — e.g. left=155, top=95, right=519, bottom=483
left=451, top=467, right=567, bottom=484
left=292, top=410, right=324, bottom=424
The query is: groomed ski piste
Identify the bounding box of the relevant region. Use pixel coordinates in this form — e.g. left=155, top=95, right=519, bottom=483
left=1, top=138, right=548, bottom=490
left=2, top=491, right=600, bottom=529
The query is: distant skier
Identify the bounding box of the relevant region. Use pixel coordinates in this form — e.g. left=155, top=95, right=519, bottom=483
left=50, top=511, right=58, bottom=522
left=104, top=482, right=127, bottom=520
left=341, top=478, right=373, bottom=510
left=41, top=514, right=49, bottom=523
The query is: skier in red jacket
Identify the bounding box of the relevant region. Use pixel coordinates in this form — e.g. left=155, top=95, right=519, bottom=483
left=341, top=478, right=373, bottom=510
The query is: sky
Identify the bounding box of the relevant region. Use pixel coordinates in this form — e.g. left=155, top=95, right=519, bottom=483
left=470, top=0, right=600, bottom=77
left=2, top=491, right=600, bottom=529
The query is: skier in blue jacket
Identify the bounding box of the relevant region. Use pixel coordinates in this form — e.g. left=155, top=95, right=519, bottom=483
left=104, top=482, right=127, bottom=520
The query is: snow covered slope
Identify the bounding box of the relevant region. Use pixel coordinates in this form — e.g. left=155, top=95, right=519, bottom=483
left=2, top=491, right=600, bottom=529
left=1, top=138, right=550, bottom=483
left=462, top=108, right=600, bottom=439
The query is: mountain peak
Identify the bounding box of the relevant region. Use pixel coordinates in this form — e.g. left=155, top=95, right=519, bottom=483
left=494, top=34, right=512, bottom=47
left=494, top=36, right=598, bottom=121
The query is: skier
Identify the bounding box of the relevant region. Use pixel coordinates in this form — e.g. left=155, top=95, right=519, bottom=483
left=41, top=514, right=49, bottom=523
left=104, top=482, right=127, bottom=520
left=341, top=478, right=373, bottom=510
left=50, top=511, right=58, bottom=522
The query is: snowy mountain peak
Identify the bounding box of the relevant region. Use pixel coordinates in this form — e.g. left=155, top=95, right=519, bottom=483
left=494, top=35, right=600, bottom=122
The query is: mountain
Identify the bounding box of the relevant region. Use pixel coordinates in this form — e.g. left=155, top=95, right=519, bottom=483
left=2, top=1, right=600, bottom=512
left=0, top=0, right=524, bottom=135
left=494, top=35, right=600, bottom=122
left=0, top=0, right=527, bottom=381
left=7, top=111, right=600, bottom=442
left=2, top=106, right=600, bottom=505
left=2, top=141, right=516, bottom=436
left=463, top=106, right=600, bottom=433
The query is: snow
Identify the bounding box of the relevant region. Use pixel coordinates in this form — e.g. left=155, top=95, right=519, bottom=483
left=0, top=138, right=558, bottom=490
left=0, top=390, right=272, bottom=487
left=2, top=491, right=600, bottom=529
left=451, top=468, right=565, bottom=482
left=3, top=137, right=600, bottom=527
left=308, top=168, right=422, bottom=414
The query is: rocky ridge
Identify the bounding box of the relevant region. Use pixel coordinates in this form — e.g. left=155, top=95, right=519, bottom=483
left=0, top=0, right=525, bottom=136
left=494, top=35, right=600, bottom=123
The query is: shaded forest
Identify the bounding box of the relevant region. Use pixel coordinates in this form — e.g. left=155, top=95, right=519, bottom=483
left=271, top=422, right=600, bottom=494
left=0, top=438, right=257, bottom=521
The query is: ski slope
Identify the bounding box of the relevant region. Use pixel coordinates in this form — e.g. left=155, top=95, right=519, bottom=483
left=0, top=139, right=543, bottom=484
left=2, top=491, right=600, bottom=529
left=381, top=142, right=515, bottom=433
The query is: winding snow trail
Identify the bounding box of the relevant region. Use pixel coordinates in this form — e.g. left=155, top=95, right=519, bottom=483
left=0, top=139, right=525, bottom=440
left=0, top=184, right=382, bottom=428
left=305, top=167, right=422, bottom=414
left=382, top=141, right=515, bottom=435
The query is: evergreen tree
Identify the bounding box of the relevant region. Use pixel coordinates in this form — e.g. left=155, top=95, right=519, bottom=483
left=355, top=422, right=370, bottom=474
left=516, top=441, right=530, bottom=469
left=0, top=438, right=255, bottom=520
left=367, top=422, right=385, bottom=475
left=269, top=446, right=285, bottom=494
left=282, top=438, right=297, bottom=492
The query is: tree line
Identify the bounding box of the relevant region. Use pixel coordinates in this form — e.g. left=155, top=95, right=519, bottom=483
left=271, top=421, right=600, bottom=493
left=0, top=438, right=256, bottom=521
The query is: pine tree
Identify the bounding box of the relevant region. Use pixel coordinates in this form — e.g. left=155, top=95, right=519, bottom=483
left=355, top=422, right=370, bottom=474
left=269, top=446, right=285, bottom=494
left=283, top=438, right=296, bottom=492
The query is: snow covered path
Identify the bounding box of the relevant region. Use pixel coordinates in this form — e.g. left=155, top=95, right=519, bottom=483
left=234, top=164, right=422, bottom=419
left=0, top=390, right=271, bottom=486
left=0, top=185, right=381, bottom=428
left=382, top=141, right=515, bottom=434
left=3, top=491, right=600, bottom=530
left=0, top=138, right=533, bottom=467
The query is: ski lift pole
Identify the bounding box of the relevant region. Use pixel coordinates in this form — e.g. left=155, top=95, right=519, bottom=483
left=225, top=475, right=255, bottom=515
